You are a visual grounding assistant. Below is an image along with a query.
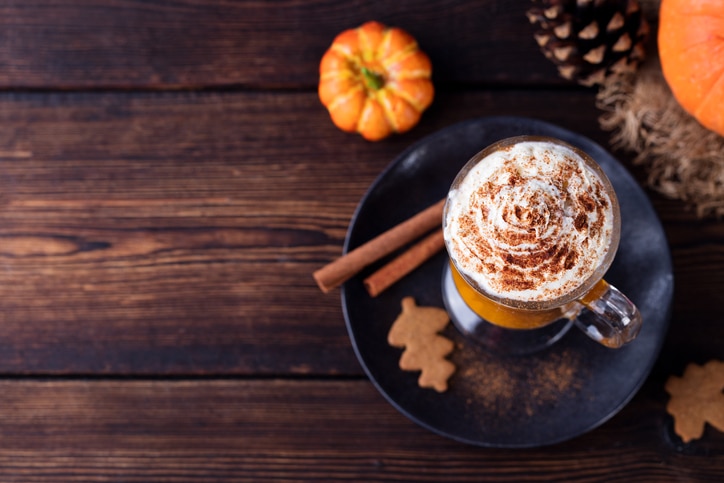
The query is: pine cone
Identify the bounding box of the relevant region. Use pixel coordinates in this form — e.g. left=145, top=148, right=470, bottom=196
left=527, top=0, right=649, bottom=86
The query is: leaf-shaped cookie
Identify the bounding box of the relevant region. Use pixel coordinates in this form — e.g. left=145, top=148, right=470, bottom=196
left=388, top=297, right=455, bottom=392
left=665, top=360, right=724, bottom=443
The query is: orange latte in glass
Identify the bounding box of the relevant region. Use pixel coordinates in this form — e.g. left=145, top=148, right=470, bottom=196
left=443, top=136, right=618, bottom=330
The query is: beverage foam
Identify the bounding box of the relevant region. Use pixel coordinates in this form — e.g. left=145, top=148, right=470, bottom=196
left=444, top=140, right=615, bottom=303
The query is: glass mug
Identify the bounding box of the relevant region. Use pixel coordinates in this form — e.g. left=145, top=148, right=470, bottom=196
left=441, top=135, right=642, bottom=354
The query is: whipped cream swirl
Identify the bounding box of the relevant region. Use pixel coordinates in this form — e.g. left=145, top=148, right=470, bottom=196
left=444, top=140, right=615, bottom=303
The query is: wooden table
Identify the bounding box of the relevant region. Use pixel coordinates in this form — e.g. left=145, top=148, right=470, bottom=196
left=0, top=1, right=721, bottom=481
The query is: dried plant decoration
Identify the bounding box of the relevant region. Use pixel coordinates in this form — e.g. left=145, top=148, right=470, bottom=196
left=596, top=59, right=724, bottom=218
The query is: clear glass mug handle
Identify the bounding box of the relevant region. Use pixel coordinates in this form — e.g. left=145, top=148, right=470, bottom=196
left=570, top=280, right=643, bottom=348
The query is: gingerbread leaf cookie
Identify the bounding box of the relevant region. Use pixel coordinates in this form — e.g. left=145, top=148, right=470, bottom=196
left=388, top=297, right=455, bottom=392
left=665, top=360, right=724, bottom=443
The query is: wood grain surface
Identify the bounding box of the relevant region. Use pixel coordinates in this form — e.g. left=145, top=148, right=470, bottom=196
left=0, top=0, right=565, bottom=89
left=0, top=0, right=721, bottom=480
left=0, top=380, right=721, bottom=482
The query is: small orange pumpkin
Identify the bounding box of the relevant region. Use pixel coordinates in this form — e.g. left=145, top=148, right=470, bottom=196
left=318, top=21, right=434, bottom=141
left=658, top=0, right=724, bottom=136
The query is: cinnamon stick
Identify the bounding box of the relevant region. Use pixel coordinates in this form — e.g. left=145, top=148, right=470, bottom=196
left=313, top=198, right=445, bottom=293
left=364, top=229, right=445, bottom=297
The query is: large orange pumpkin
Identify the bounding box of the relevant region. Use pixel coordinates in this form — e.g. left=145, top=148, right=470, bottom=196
left=318, top=21, right=434, bottom=141
left=658, top=0, right=724, bottom=136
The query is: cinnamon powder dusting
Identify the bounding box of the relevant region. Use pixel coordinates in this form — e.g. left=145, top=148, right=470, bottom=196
left=444, top=141, right=614, bottom=302
left=453, top=344, right=585, bottom=419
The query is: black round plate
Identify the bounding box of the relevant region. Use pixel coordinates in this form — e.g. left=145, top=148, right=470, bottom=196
left=341, top=116, right=673, bottom=448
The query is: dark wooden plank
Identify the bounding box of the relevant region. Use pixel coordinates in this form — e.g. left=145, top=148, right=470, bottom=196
left=0, top=0, right=572, bottom=89
left=0, top=379, right=720, bottom=481
left=0, top=89, right=720, bottom=376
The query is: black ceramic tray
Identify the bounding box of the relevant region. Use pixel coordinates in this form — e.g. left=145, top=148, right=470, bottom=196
left=341, top=116, right=674, bottom=448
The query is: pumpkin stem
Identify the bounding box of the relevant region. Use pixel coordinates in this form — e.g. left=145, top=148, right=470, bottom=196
left=361, top=66, right=385, bottom=90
